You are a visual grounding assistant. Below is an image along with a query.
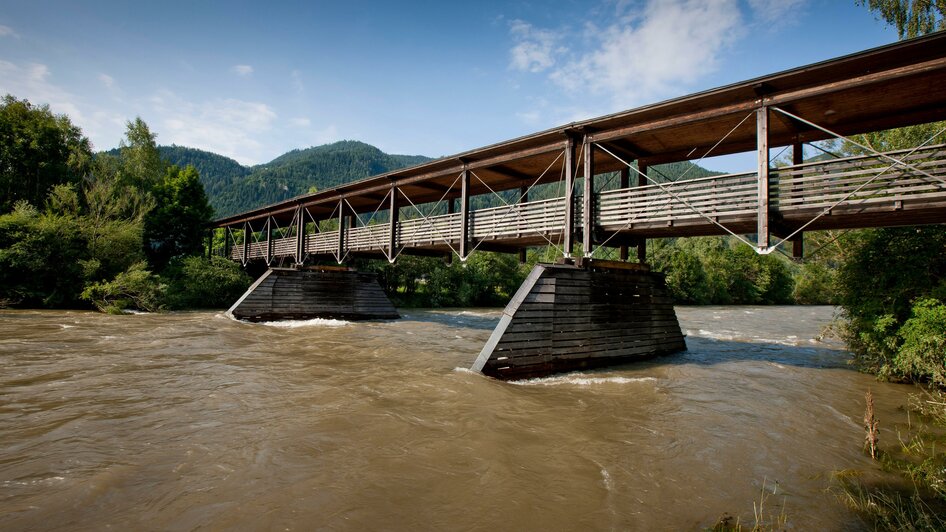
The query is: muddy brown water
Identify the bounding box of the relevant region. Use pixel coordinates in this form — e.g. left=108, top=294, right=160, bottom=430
left=0, top=306, right=926, bottom=530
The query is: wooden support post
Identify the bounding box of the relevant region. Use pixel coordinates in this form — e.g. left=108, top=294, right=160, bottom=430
left=266, top=217, right=273, bottom=264
left=388, top=186, right=399, bottom=261
left=207, top=229, right=213, bottom=259
left=225, top=227, right=232, bottom=261
left=792, top=235, right=804, bottom=259
left=337, top=199, right=346, bottom=263
left=295, top=207, right=305, bottom=265
left=242, top=222, right=249, bottom=265
left=460, top=169, right=470, bottom=260
left=637, top=162, right=648, bottom=263
left=583, top=139, right=595, bottom=257
left=563, top=137, right=576, bottom=257
left=619, top=167, right=630, bottom=261
left=757, top=106, right=770, bottom=250
left=793, top=141, right=804, bottom=165
left=518, top=186, right=528, bottom=263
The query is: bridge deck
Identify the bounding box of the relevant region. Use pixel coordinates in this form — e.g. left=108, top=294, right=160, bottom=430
left=229, top=144, right=946, bottom=263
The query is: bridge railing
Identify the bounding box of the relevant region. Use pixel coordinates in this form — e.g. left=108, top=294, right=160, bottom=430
left=597, top=171, right=758, bottom=229
left=347, top=224, right=389, bottom=252
left=770, top=144, right=946, bottom=213
left=398, top=212, right=462, bottom=247
left=470, top=197, right=567, bottom=241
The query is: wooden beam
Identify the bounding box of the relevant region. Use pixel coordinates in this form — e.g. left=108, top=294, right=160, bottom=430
left=564, top=137, right=576, bottom=256
left=583, top=138, right=595, bottom=257
left=757, top=106, right=770, bottom=249
left=460, top=169, right=470, bottom=259
left=389, top=186, right=399, bottom=261
left=337, top=199, right=346, bottom=263
left=299, top=207, right=308, bottom=264
left=619, top=167, right=630, bottom=261
left=637, top=162, right=648, bottom=263
left=242, top=222, right=249, bottom=265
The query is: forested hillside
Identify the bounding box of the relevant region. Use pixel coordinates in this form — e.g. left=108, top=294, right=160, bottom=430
left=158, top=141, right=432, bottom=218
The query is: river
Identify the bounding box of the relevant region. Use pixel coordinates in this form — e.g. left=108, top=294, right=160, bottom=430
left=0, top=306, right=925, bottom=530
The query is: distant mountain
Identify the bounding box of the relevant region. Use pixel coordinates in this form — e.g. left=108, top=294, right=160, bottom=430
left=154, top=141, right=724, bottom=220
left=157, top=146, right=252, bottom=207
left=158, top=141, right=433, bottom=218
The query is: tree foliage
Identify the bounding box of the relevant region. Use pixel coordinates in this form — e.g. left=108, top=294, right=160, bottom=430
left=0, top=101, right=246, bottom=312
left=144, top=165, right=214, bottom=270
left=857, top=0, right=946, bottom=38
left=0, top=95, right=92, bottom=213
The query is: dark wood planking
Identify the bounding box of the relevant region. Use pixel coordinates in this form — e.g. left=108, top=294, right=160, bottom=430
left=472, top=261, right=685, bottom=380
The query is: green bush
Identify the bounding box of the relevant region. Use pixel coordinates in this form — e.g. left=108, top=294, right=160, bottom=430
left=896, top=298, right=946, bottom=387
left=161, top=255, right=252, bottom=310
left=80, top=261, right=164, bottom=313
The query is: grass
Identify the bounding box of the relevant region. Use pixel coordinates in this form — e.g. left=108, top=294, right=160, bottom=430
left=708, top=478, right=788, bottom=531
left=832, top=389, right=946, bottom=530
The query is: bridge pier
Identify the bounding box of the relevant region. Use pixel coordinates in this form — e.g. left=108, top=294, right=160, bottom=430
left=471, top=259, right=685, bottom=380
left=227, top=267, right=399, bottom=322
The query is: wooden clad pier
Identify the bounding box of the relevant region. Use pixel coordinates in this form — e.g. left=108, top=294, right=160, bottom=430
left=227, top=268, right=399, bottom=322
left=471, top=260, right=685, bottom=380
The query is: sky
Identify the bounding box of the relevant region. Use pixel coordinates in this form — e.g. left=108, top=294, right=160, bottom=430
left=0, top=0, right=901, bottom=172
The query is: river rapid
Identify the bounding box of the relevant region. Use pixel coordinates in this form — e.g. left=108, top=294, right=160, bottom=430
left=0, top=306, right=926, bottom=530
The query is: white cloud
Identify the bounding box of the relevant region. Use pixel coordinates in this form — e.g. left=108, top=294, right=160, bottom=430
left=509, top=19, right=563, bottom=73
left=289, top=117, right=311, bottom=127
left=0, top=60, right=129, bottom=149
left=98, top=73, right=115, bottom=88
left=546, top=0, right=743, bottom=109
left=0, top=25, right=18, bottom=38
left=748, top=0, right=807, bottom=24
left=151, top=91, right=277, bottom=164
left=0, top=60, right=84, bottom=121
left=231, top=64, right=254, bottom=76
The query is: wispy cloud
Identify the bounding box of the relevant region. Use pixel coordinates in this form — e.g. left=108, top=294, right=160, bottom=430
left=98, top=73, right=115, bottom=88
left=0, top=25, right=19, bottom=38
left=508, top=20, right=563, bottom=73
left=510, top=0, right=809, bottom=118
left=289, top=117, right=311, bottom=128
left=0, top=60, right=127, bottom=149
left=551, top=0, right=743, bottom=109
left=231, top=64, right=254, bottom=76
left=747, top=0, right=807, bottom=24
left=151, top=91, right=277, bottom=164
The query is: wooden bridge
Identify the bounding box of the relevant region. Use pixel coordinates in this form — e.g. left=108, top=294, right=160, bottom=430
left=215, top=34, right=946, bottom=380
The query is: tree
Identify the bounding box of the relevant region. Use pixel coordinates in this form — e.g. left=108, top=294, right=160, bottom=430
left=143, top=165, right=214, bottom=270
left=118, top=117, right=165, bottom=189
left=857, top=0, right=946, bottom=38
left=0, top=95, right=92, bottom=213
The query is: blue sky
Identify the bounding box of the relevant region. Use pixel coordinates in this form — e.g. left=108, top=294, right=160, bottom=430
left=0, top=1, right=899, bottom=171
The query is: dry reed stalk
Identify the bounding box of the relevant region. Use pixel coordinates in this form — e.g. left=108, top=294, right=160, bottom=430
left=864, top=389, right=879, bottom=459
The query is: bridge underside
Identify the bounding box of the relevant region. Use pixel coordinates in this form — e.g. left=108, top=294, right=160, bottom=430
left=214, top=34, right=946, bottom=380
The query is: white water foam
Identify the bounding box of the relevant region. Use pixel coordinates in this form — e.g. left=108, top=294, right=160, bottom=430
left=509, top=374, right=658, bottom=387
left=258, top=318, right=349, bottom=328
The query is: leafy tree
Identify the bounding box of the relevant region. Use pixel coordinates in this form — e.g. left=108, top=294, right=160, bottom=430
left=0, top=95, right=92, bottom=213
left=857, top=0, right=946, bottom=38
left=0, top=201, right=87, bottom=307
left=144, top=164, right=214, bottom=270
